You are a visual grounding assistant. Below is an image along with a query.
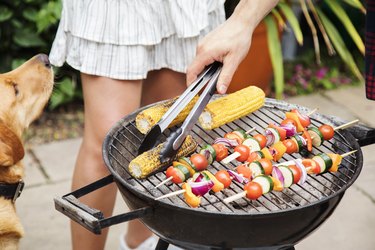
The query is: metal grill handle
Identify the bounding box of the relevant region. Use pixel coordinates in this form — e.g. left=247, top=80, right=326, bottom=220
left=54, top=175, right=153, bottom=234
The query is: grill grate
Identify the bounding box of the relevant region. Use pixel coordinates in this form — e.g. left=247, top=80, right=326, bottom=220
left=106, top=101, right=359, bottom=215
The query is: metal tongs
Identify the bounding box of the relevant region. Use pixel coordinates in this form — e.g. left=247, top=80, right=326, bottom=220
left=138, top=61, right=222, bottom=162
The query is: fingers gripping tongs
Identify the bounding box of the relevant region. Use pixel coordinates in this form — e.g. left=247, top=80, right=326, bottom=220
left=138, top=62, right=222, bottom=163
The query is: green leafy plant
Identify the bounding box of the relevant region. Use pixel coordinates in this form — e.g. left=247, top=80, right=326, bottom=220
left=265, top=0, right=365, bottom=99
left=0, top=0, right=81, bottom=110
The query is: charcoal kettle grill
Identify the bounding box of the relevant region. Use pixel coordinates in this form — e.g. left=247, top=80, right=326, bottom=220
left=54, top=97, right=375, bottom=250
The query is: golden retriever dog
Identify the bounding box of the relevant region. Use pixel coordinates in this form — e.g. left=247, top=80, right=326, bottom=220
left=0, top=54, right=53, bottom=249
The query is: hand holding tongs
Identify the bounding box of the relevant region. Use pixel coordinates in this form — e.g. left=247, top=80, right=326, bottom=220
left=138, top=62, right=222, bottom=162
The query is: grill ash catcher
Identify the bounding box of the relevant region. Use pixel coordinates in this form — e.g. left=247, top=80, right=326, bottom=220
left=54, top=85, right=375, bottom=249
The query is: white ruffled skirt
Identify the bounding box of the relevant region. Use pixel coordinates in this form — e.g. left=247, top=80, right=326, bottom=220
left=49, top=0, right=225, bottom=80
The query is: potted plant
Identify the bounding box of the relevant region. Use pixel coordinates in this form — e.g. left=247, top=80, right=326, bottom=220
left=227, top=0, right=365, bottom=99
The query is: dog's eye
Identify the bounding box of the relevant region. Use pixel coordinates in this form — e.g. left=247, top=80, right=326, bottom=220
left=13, top=83, right=19, bottom=96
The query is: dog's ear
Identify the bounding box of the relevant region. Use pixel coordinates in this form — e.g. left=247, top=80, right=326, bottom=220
left=0, top=122, right=25, bottom=167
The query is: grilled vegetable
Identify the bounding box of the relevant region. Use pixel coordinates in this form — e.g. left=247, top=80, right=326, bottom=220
left=307, top=127, right=324, bottom=147
left=236, top=164, right=252, bottom=179
left=190, top=153, right=209, bottom=171
left=244, top=181, right=263, bottom=200
left=214, top=170, right=232, bottom=188
left=327, top=153, right=343, bottom=172
left=242, top=137, right=261, bottom=152
left=277, top=166, right=294, bottom=188
left=212, top=143, right=228, bottom=161
left=198, top=86, right=265, bottom=130
left=203, top=171, right=224, bottom=193
left=312, top=153, right=333, bottom=173
left=135, top=96, right=199, bottom=134
left=234, top=145, right=250, bottom=162
left=129, top=135, right=197, bottom=179
left=199, top=144, right=216, bottom=164
left=252, top=175, right=274, bottom=194
left=319, top=124, right=335, bottom=141
left=182, top=183, right=201, bottom=208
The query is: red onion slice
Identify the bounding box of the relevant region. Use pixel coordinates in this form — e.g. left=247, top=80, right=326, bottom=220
left=272, top=166, right=285, bottom=186
left=228, top=170, right=248, bottom=183
left=265, top=129, right=275, bottom=146
left=189, top=180, right=214, bottom=196
left=280, top=124, right=297, bottom=137
left=213, top=138, right=239, bottom=148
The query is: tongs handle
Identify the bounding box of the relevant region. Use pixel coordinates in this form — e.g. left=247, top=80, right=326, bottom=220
left=157, top=62, right=220, bottom=132
left=137, top=61, right=222, bottom=155
left=173, top=65, right=222, bottom=149
left=160, top=62, right=222, bottom=163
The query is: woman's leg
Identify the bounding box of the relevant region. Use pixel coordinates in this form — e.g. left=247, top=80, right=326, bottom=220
left=71, top=73, right=143, bottom=250
left=141, top=68, right=187, bottom=106
left=122, top=69, right=186, bottom=248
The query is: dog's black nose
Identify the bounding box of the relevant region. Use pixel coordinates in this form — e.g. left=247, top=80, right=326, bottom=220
left=37, top=54, right=52, bottom=68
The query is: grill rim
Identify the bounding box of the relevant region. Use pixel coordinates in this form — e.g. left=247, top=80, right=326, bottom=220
left=102, top=97, right=364, bottom=217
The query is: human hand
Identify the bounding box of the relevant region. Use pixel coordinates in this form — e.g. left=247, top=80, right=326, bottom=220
left=186, top=16, right=254, bottom=94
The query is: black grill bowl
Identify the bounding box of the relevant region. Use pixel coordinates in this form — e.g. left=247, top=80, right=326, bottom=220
left=115, top=176, right=344, bottom=250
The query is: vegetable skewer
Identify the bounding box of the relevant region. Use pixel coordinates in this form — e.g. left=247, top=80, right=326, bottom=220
left=221, top=119, right=359, bottom=164
left=223, top=150, right=357, bottom=204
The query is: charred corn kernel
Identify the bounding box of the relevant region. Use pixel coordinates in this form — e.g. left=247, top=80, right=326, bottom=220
left=136, top=96, right=199, bottom=134
left=129, top=135, right=197, bottom=179
left=199, top=86, right=265, bottom=130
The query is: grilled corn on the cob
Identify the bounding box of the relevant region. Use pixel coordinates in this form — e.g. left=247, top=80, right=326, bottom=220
left=129, top=135, right=197, bottom=179
left=136, top=96, right=199, bottom=134
left=198, top=86, right=265, bottom=130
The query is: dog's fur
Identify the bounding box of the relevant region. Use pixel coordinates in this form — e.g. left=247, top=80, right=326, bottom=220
left=0, top=55, right=53, bottom=249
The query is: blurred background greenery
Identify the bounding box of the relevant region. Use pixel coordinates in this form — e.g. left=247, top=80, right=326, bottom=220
left=0, top=0, right=366, bottom=110
left=0, top=0, right=82, bottom=110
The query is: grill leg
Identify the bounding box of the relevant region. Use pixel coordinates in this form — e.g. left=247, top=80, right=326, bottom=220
left=155, top=238, right=169, bottom=250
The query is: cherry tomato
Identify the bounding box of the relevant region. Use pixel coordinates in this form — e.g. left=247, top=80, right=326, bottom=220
left=244, top=182, right=263, bottom=200
left=302, top=159, right=321, bottom=174
left=291, top=109, right=311, bottom=127
left=280, top=118, right=297, bottom=128
left=236, top=164, right=252, bottom=179
left=212, top=143, right=229, bottom=162
left=214, top=170, right=232, bottom=188
left=166, top=166, right=183, bottom=184
left=258, top=158, right=273, bottom=176
left=319, top=124, right=335, bottom=141
left=190, top=154, right=209, bottom=171
left=234, top=145, right=250, bottom=162
left=253, top=134, right=267, bottom=149
left=282, top=139, right=298, bottom=154
left=268, top=123, right=287, bottom=141
left=288, top=165, right=302, bottom=184
left=247, top=151, right=263, bottom=163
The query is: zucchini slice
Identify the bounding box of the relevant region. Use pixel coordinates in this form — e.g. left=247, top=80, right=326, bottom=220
left=307, top=127, right=324, bottom=147
left=249, top=161, right=265, bottom=178
left=243, top=137, right=261, bottom=152
left=278, top=166, right=294, bottom=188
left=253, top=175, right=274, bottom=194
left=312, top=153, right=333, bottom=173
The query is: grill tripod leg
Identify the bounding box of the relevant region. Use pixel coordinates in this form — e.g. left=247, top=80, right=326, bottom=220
left=155, top=238, right=169, bottom=250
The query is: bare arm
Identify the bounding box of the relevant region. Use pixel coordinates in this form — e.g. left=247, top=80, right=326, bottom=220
left=186, top=0, right=279, bottom=94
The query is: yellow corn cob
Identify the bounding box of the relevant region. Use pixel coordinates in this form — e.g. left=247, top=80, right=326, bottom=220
left=129, top=135, right=197, bottom=179
left=136, top=96, right=199, bottom=134
left=198, top=86, right=265, bottom=130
